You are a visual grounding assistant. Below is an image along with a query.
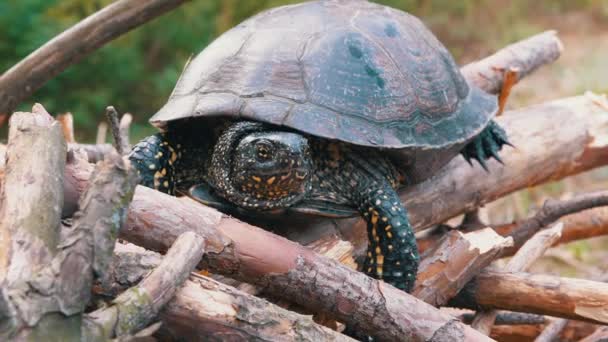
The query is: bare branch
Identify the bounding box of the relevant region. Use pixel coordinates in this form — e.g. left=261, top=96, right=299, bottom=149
left=0, top=0, right=190, bottom=115
left=461, top=30, right=563, bottom=94
left=471, top=223, right=563, bottom=334
left=87, top=232, right=205, bottom=338
left=102, top=242, right=356, bottom=341
left=451, top=270, right=608, bottom=324
left=534, top=318, right=569, bottom=342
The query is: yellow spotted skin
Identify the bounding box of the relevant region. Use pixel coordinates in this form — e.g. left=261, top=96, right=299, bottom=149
left=129, top=133, right=178, bottom=194
left=129, top=120, right=506, bottom=294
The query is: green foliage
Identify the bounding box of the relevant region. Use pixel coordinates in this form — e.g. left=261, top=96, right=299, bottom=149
left=0, top=0, right=601, bottom=141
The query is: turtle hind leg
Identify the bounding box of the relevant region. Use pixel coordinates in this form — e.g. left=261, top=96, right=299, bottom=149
left=129, top=133, right=179, bottom=194
left=461, top=120, right=511, bottom=171
left=359, top=186, right=419, bottom=292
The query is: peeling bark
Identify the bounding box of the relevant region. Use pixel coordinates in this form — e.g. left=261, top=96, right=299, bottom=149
left=413, top=228, right=513, bottom=306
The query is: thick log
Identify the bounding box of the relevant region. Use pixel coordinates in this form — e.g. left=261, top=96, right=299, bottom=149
left=122, top=187, right=491, bottom=342
left=0, top=105, right=66, bottom=283
left=104, top=242, right=355, bottom=341
left=412, top=228, right=513, bottom=306
left=461, top=31, right=563, bottom=94
left=471, top=223, right=564, bottom=334
left=1, top=148, right=137, bottom=340
left=0, top=0, right=190, bottom=116
left=451, top=270, right=608, bottom=324
left=87, top=232, right=206, bottom=338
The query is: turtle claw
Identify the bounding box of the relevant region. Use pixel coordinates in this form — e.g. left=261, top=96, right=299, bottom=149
left=491, top=150, right=504, bottom=164
left=461, top=120, right=509, bottom=171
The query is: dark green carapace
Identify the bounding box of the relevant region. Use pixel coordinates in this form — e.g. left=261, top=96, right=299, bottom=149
left=129, top=0, right=509, bottom=303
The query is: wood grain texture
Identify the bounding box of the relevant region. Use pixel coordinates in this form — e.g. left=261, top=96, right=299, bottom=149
left=413, top=228, right=513, bottom=306
left=461, top=30, right=563, bottom=94
left=104, top=242, right=356, bottom=341
left=0, top=105, right=65, bottom=284
left=452, top=270, right=608, bottom=324
left=471, top=223, right=564, bottom=334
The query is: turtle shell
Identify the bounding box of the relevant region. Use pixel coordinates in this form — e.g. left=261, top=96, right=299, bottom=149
left=150, top=0, right=497, bottom=150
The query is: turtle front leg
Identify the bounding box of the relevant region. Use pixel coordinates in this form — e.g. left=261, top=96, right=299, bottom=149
left=461, top=120, right=510, bottom=171
left=359, top=185, right=419, bottom=292
left=129, top=133, right=178, bottom=194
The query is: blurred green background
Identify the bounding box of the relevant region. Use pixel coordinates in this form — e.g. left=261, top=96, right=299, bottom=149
left=1, top=0, right=607, bottom=142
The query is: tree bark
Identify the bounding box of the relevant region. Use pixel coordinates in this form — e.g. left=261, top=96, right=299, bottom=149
left=0, top=128, right=138, bottom=340
left=122, top=188, right=491, bottom=342
left=0, top=105, right=66, bottom=283
left=418, top=206, right=608, bottom=256
left=86, top=232, right=206, bottom=339
left=460, top=30, right=563, bottom=94
left=0, top=0, right=191, bottom=116
left=412, top=228, right=513, bottom=306
left=534, top=318, right=569, bottom=342
left=471, top=223, right=564, bottom=334
left=579, top=326, right=608, bottom=342
left=103, top=242, right=356, bottom=341
left=488, top=320, right=598, bottom=342
left=451, top=270, right=608, bottom=324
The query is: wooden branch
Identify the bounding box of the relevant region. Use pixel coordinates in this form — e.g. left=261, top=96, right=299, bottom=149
left=451, top=270, right=608, bottom=324
left=302, top=93, right=608, bottom=258
left=122, top=187, right=491, bottom=341
left=489, top=320, right=598, bottom=342
left=1, top=149, right=137, bottom=340
left=412, top=228, right=513, bottom=306
left=503, top=191, right=608, bottom=256
left=579, top=326, right=608, bottom=342
left=105, top=106, right=130, bottom=155
left=471, top=223, right=564, bottom=334
left=461, top=30, right=563, bottom=94
left=119, top=113, right=133, bottom=151
left=87, top=232, right=205, bottom=338
left=103, top=242, right=356, bottom=341
left=0, top=104, right=66, bottom=284
left=459, top=312, right=546, bottom=326
left=534, top=318, right=569, bottom=342
left=418, top=206, right=608, bottom=256
left=96, top=122, right=108, bottom=145
left=0, top=0, right=190, bottom=115
left=69, top=143, right=115, bottom=164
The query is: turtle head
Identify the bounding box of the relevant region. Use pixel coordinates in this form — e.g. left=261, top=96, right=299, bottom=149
left=209, top=122, right=313, bottom=210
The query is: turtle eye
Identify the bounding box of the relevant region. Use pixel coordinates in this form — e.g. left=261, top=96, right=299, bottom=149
left=255, top=139, right=273, bottom=162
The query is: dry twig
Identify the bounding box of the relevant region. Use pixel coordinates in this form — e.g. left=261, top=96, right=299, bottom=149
left=534, top=318, right=569, bottom=342
left=87, top=232, right=206, bottom=338
left=471, top=223, right=564, bottom=334
left=101, top=242, right=356, bottom=341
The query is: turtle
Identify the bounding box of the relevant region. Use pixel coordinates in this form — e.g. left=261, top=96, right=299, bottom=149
left=128, top=0, right=509, bottom=293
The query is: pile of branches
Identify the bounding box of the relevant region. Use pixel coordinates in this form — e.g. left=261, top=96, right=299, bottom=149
left=2, top=1, right=608, bottom=341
